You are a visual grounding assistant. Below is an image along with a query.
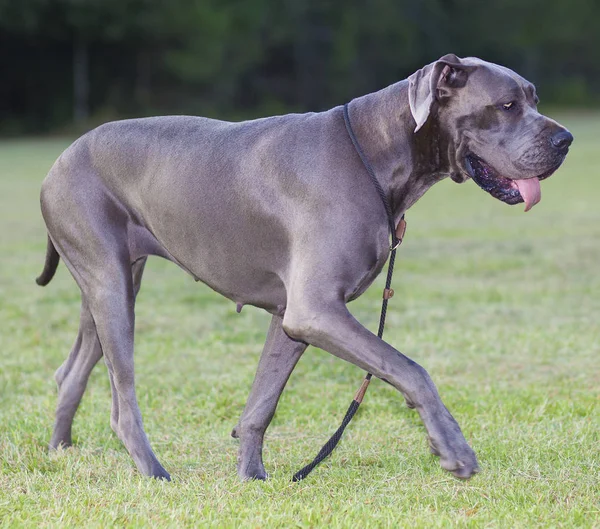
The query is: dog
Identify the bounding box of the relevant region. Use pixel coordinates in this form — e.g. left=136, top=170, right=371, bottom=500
left=37, top=54, right=572, bottom=481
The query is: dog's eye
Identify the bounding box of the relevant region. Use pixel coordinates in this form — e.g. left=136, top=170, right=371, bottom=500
left=502, top=102, right=515, bottom=111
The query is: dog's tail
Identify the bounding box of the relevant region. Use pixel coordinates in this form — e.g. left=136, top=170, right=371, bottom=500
left=36, top=235, right=60, bottom=286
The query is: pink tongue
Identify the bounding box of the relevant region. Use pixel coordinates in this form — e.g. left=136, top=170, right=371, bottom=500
left=514, top=177, right=541, bottom=212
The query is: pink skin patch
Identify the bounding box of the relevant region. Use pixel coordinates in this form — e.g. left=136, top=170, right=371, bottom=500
left=512, top=178, right=541, bottom=212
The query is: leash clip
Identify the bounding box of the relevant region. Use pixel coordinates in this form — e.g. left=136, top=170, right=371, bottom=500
left=390, top=217, right=407, bottom=250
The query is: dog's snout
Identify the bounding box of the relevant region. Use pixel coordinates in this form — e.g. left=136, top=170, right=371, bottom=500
left=550, top=130, right=574, bottom=151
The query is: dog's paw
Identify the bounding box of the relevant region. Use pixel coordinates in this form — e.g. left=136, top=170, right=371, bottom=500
left=48, top=437, right=72, bottom=451
left=440, top=455, right=480, bottom=480
left=430, top=437, right=480, bottom=479
left=428, top=438, right=480, bottom=479
left=149, top=462, right=171, bottom=481
left=237, top=461, right=268, bottom=481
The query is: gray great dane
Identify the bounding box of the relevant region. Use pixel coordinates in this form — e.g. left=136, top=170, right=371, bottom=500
left=37, top=54, right=572, bottom=482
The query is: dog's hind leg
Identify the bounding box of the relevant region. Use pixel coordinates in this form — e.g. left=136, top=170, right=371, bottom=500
left=106, top=257, right=147, bottom=434
left=49, top=257, right=148, bottom=450
left=49, top=302, right=103, bottom=449
left=86, top=252, right=169, bottom=480
left=41, top=157, right=168, bottom=478
left=232, top=314, right=307, bottom=480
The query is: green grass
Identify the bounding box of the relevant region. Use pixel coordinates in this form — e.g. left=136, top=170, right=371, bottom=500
left=1, top=115, right=599, bottom=528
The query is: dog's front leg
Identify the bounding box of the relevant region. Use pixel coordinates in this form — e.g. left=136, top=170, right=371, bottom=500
left=283, top=300, right=479, bottom=479
left=232, top=314, right=307, bottom=480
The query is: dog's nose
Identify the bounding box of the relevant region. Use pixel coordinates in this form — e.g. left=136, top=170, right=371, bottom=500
left=551, top=130, right=574, bottom=151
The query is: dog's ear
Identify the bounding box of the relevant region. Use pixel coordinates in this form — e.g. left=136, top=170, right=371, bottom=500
left=408, top=54, right=476, bottom=133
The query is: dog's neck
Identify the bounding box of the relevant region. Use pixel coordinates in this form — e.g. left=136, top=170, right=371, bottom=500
left=347, top=81, right=451, bottom=224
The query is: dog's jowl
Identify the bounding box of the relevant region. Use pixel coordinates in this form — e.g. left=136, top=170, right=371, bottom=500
left=37, top=54, right=572, bottom=481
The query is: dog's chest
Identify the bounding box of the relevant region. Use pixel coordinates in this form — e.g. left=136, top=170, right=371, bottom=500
left=345, top=245, right=390, bottom=302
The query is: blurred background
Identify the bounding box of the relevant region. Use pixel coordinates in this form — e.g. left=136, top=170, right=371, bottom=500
left=2, top=0, right=600, bottom=135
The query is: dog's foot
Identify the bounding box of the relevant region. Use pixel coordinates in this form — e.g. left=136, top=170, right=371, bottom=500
left=140, top=457, right=171, bottom=481
left=48, top=435, right=72, bottom=451
left=428, top=436, right=480, bottom=480
left=237, top=462, right=268, bottom=481
left=129, top=448, right=171, bottom=481
left=234, top=427, right=268, bottom=481
left=439, top=452, right=480, bottom=480
left=150, top=463, right=171, bottom=481
left=237, top=444, right=268, bottom=481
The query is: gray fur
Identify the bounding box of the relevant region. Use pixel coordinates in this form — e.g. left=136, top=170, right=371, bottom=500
left=38, top=55, right=571, bottom=481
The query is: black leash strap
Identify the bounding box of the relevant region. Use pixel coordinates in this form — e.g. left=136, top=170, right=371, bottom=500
left=293, top=103, right=406, bottom=482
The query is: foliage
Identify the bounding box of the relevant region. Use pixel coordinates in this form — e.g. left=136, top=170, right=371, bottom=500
left=1, top=0, right=600, bottom=133
left=0, top=0, right=600, bottom=134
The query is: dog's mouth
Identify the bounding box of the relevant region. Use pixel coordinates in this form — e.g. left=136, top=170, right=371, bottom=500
left=464, top=154, right=558, bottom=212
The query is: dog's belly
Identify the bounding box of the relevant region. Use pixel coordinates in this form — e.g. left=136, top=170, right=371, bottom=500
left=185, top=248, right=288, bottom=314
left=129, top=213, right=290, bottom=315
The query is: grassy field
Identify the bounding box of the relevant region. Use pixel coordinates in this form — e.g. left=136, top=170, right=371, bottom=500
left=1, top=113, right=599, bottom=528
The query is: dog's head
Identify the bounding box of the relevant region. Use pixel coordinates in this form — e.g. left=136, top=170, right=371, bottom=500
left=408, top=54, right=573, bottom=211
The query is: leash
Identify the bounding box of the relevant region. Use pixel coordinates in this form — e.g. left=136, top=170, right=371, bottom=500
left=292, top=103, right=407, bottom=482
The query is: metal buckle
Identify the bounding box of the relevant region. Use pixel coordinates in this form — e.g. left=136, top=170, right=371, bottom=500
left=390, top=217, right=407, bottom=250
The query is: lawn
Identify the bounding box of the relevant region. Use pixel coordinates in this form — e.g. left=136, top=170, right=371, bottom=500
left=0, top=113, right=599, bottom=528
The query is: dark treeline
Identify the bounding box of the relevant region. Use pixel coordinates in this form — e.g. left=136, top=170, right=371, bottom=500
left=2, top=0, right=599, bottom=134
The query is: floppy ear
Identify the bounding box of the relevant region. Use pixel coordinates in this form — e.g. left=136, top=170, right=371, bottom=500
left=408, top=54, right=476, bottom=133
